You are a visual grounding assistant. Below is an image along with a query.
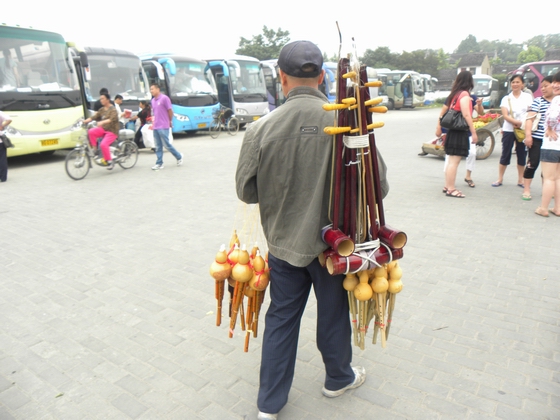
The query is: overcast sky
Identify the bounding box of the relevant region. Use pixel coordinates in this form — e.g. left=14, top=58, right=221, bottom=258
left=5, top=1, right=549, bottom=60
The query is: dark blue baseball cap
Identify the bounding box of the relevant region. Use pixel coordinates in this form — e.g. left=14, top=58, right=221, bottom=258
left=278, top=41, right=323, bottom=78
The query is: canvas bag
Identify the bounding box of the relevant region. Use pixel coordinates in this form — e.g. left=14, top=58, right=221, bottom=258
left=508, top=97, right=526, bottom=142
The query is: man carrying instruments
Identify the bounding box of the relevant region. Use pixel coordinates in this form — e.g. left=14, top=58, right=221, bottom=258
left=236, top=40, right=388, bottom=420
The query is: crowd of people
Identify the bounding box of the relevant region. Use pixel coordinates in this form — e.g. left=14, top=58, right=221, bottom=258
left=85, top=85, right=181, bottom=171
left=437, top=70, right=560, bottom=217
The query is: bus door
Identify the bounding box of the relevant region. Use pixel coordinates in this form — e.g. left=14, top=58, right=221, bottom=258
left=142, top=59, right=169, bottom=95
left=261, top=61, right=277, bottom=111
left=208, top=61, right=232, bottom=110
left=391, top=76, right=404, bottom=109
left=400, top=75, right=413, bottom=107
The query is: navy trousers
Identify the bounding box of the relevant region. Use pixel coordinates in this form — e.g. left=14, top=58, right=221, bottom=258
left=0, top=142, right=7, bottom=182
left=257, top=253, right=354, bottom=414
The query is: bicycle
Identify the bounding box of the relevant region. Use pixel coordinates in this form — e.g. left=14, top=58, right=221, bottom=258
left=209, top=106, right=240, bottom=139
left=65, top=123, right=139, bottom=180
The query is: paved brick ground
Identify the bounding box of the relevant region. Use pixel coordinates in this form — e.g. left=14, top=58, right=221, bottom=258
left=0, top=108, right=558, bottom=419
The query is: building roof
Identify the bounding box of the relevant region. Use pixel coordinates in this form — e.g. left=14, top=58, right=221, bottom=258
left=455, top=53, right=488, bottom=67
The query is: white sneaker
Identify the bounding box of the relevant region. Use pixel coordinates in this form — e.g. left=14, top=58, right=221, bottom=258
left=177, top=154, right=183, bottom=166
left=257, top=412, right=277, bottom=420
left=152, top=164, right=164, bottom=170
left=321, top=366, right=366, bottom=398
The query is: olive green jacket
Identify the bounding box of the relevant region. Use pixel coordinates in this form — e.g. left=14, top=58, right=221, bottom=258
left=236, top=86, right=389, bottom=267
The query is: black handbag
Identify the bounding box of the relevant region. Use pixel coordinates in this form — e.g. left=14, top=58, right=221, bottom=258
left=440, top=95, right=469, bottom=131
left=1, top=134, right=14, bottom=148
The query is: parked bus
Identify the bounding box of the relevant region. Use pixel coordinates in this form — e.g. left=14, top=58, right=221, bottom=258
left=508, top=61, right=560, bottom=97
left=207, top=56, right=269, bottom=125
left=472, top=74, right=499, bottom=108
left=0, top=25, right=85, bottom=157
left=322, top=62, right=337, bottom=102
left=261, top=59, right=281, bottom=111
left=381, top=70, right=425, bottom=110
left=366, top=67, right=389, bottom=107
left=74, top=47, right=150, bottom=115
left=261, top=60, right=337, bottom=110
left=140, top=54, right=219, bottom=133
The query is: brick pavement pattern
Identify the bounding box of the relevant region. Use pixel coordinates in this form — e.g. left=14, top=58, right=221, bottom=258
left=0, top=108, right=559, bottom=419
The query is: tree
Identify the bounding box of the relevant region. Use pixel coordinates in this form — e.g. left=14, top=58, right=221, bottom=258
left=397, top=50, right=439, bottom=75
left=236, top=26, right=290, bottom=60
left=527, top=33, right=560, bottom=50
left=436, top=49, right=450, bottom=70
left=517, top=46, right=545, bottom=64
left=360, top=47, right=395, bottom=69
left=456, top=35, right=479, bottom=54
left=322, top=52, right=339, bottom=63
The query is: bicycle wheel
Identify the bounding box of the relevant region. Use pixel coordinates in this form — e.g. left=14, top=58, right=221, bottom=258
left=475, top=129, right=494, bottom=160
left=227, top=117, right=240, bottom=135
left=65, top=149, right=91, bottom=180
left=209, top=119, right=221, bottom=139
left=117, top=141, right=139, bottom=169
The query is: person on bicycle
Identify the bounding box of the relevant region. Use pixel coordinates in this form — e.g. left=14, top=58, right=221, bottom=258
left=84, top=93, right=119, bottom=170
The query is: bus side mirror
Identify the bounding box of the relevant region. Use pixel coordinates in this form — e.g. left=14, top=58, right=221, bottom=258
left=79, top=52, right=88, bottom=68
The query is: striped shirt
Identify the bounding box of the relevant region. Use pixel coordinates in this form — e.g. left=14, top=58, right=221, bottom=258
left=529, top=96, right=551, bottom=140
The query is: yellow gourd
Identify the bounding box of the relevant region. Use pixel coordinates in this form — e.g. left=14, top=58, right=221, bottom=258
left=209, top=244, right=231, bottom=281
left=231, top=245, right=253, bottom=283
left=354, top=271, right=373, bottom=301
left=343, top=273, right=359, bottom=291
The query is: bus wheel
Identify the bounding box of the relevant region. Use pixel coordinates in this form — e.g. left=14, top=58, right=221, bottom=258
left=387, top=100, right=394, bottom=110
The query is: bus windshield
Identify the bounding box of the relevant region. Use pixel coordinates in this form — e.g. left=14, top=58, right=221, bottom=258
left=228, top=60, right=267, bottom=102
left=0, top=27, right=80, bottom=111
left=473, top=79, right=492, bottom=96
left=171, top=61, right=216, bottom=97
left=87, top=54, right=149, bottom=101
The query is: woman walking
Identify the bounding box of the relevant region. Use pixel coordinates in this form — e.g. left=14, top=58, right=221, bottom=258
left=436, top=71, right=478, bottom=198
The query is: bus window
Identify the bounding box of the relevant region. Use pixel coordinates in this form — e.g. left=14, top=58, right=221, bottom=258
left=541, top=63, right=560, bottom=77
left=523, top=69, right=538, bottom=93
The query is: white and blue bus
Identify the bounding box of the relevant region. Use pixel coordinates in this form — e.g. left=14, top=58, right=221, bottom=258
left=140, top=54, right=219, bottom=133
left=207, top=55, right=269, bottom=125
left=473, top=74, right=499, bottom=109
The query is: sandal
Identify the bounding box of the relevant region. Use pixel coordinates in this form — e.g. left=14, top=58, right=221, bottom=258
left=535, top=207, right=549, bottom=217
left=465, top=178, right=475, bottom=188
left=491, top=181, right=502, bottom=187
left=522, top=193, right=532, bottom=201
left=446, top=189, right=465, bottom=198
left=442, top=187, right=448, bottom=194
left=549, top=208, right=560, bottom=217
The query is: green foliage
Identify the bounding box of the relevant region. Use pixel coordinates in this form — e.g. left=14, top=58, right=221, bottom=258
left=322, top=52, right=339, bottom=62
left=456, top=35, right=479, bottom=53
left=398, top=50, right=439, bottom=75
left=463, top=37, right=522, bottom=63
left=526, top=33, right=560, bottom=50
left=437, top=49, right=450, bottom=70
left=517, top=46, right=545, bottom=64
left=360, top=47, right=395, bottom=69
left=236, top=26, right=290, bottom=61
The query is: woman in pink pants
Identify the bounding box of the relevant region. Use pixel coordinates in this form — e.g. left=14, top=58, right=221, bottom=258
left=84, top=93, right=119, bottom=170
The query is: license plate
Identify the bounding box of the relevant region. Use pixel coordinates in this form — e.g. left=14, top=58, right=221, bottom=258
left=41, top=139, right=58, bottom=146
left=197, top=123, right=207, bottom=128
left=253, top=116, right=260, bottom=121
